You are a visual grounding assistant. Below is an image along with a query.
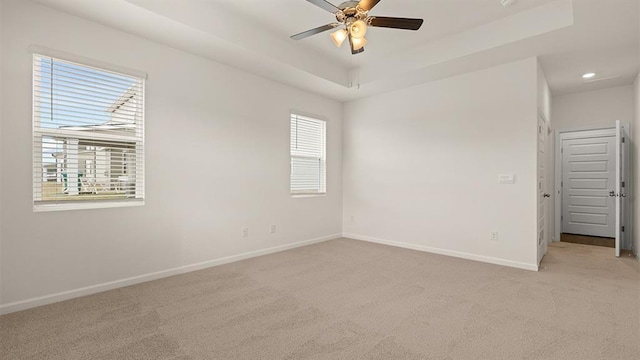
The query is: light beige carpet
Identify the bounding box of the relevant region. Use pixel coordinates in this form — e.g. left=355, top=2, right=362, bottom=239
left=1, top=238, right=639, bottom=359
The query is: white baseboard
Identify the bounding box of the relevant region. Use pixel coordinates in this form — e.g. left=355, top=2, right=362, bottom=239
left=0, top=234, right=341, bottom=315
left=343, top=233, right=539, bottom=272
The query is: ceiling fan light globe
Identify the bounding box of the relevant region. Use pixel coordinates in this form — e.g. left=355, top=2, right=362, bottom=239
left=330, top=29, right=348, bottom=47
left=351, top=36, right=367, bottom=51
left=349, top=20, right=367, bottom=39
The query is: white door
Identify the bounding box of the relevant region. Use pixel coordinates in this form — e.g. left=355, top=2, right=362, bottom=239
left=562, top=136, right=616, bottom=238
left=537, top=116, right=549, bottom=263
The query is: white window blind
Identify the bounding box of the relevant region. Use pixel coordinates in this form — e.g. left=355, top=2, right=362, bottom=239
left=290, top=114, right=326, bottom=195
left=33, top=54, right=145, bottom=209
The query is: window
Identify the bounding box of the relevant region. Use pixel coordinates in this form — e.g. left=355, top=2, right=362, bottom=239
left=33, top=54, right=145, bottom=211
left=290, top=114, right=326, bottom=195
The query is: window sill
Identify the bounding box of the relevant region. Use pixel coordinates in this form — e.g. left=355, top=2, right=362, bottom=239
left=34, top=200, right=145, bottom=212
left=291, top=193, right=326, bottom=198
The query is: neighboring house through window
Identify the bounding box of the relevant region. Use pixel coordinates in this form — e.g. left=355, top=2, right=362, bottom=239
left=33, top=54, right=145, bottom=211
left=290, top=113, right=326, bottom=195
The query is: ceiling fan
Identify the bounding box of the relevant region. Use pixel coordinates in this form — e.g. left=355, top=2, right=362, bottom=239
left=291, top=0, right=424, bottom=55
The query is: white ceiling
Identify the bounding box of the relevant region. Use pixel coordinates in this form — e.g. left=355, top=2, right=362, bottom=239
left=35, top=0, right=639, bottom=101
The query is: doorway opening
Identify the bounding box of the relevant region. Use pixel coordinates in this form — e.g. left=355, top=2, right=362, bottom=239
left=560, top=233, right=614, bottom=248
left=554, top=122, right=630, bottom=257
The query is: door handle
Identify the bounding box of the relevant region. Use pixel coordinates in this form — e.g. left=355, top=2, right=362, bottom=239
left=543, top=193, right=551, bottom=198
left=609, top=190, right=617, bottom=197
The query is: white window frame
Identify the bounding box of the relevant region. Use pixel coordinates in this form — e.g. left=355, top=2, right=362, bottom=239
left=32, top=50, right=146, bottom=212
left=290, top=113, right=327, bottom=197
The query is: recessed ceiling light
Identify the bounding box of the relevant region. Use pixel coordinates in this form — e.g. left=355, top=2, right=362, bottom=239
left=582, top=73, right=596, bottom=79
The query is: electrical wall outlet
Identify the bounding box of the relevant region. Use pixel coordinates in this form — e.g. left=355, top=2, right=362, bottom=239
left=491, top=232, right=499, bottom=241
left=350, top=215, right=355, bottom=223
left=242, top=228, right=249, bottom=238
left=270, top=225, right=276, bottom=234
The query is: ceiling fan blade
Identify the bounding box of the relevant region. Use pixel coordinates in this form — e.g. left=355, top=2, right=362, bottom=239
left=305, top=0, right=341, bottom=13
left=368, top=16, right=424, bottom=30
left=358, top=0, right=382, bottom=11
left=291, top=23, right=340, bottom=40
left=348, top=36, right=365, bottom=55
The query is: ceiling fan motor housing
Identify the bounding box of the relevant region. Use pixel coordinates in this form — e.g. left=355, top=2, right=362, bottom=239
left=336, top=1, right=369, bottom=25
left=291, top=0, right=424, bottom=55
left=338, top=1, right=361, bottom=11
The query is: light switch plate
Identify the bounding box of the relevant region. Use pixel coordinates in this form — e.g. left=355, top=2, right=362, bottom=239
left=499, top=174, right=516, bottom=184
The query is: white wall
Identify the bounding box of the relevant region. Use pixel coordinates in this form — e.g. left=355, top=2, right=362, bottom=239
left=537, top=62, right=551, bottom=122
left=343, top=58, right=540, bottom=270
left=552, top=86, right=634, bottom=131
left=0, top=0, right=4, bottom=306
left=0, top=0, right=343, bottom=312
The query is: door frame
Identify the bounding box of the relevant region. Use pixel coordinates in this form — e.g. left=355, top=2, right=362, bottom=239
left=553, top=124, right=630, bottom=250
